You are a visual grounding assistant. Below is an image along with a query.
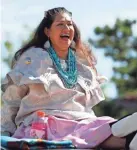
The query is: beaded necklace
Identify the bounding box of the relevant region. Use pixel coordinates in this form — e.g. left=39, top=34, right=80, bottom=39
left=47, top=46, right=77, bottom=88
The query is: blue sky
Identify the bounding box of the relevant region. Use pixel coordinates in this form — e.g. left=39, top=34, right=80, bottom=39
left=1, top=0, right=137, bottom=98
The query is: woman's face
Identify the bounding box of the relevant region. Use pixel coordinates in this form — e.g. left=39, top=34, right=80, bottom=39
left=45, top=13, right=74, bottom=51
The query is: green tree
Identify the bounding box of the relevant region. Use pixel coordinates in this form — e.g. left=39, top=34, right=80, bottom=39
left=89, top=19, right=137, bottom=99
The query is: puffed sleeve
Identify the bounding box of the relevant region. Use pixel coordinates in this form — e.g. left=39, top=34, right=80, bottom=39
left=1, top=47, right=53, bottom=93
left=1, top=47, right=53, bottom=135
left=77, top=61, right=108, bottom=108
left=88, top=67, right=108, bottom=107
left=1, top=84, right=28, bottom=136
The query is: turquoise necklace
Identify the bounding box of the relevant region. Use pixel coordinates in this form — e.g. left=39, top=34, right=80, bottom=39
left=47, top=46, right=77, bottom=88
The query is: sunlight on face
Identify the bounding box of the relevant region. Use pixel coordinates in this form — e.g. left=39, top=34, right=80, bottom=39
left=47, top=13, right=74, bottom=51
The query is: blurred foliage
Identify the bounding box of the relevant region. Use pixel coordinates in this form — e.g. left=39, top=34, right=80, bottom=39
left=89, top=19, right=137, bottom=99
left=3, top=41, right=14, bottom=69
left=93, top=101, right=127, bottom=119
left=3, top=25, right=34, bottom=69
left=93, top=99, right=137, bottom=119
left=89, top=18, right=137, bottom=118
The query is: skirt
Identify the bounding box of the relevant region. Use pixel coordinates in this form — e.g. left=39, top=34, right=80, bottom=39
left=12, top=115, right=115, bottom=148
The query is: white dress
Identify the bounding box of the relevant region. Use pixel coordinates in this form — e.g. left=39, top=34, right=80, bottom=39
left=1, top=47, right=114, bottom=148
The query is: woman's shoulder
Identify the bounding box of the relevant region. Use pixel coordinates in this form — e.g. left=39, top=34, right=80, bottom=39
left=19, top=46, right=51, bottom=61
left=15, top=46, right=53, bottom=68
left=1, top=47, right=53, bottom=92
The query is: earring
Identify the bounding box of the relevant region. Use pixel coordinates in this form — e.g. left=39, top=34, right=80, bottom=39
left=71, top=41, right=76, bottom=48
left=44, top=40, right=51, bottom=49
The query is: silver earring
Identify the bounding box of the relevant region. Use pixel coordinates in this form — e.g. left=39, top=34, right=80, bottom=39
left=44, top=40, right=50, bottom=49
left=71, top=41, right=76, bottom=48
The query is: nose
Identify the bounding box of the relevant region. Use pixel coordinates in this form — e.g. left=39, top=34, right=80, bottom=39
left=63, top=24, right=69, bottom=30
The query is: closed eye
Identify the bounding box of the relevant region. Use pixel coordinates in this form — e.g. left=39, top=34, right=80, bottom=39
left=68, top=23, right=73, bottom=26
left=57, top=23, right=64, bottom=26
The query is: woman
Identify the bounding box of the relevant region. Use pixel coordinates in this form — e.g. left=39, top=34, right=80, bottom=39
left=1, top=7, right=126, bottom=149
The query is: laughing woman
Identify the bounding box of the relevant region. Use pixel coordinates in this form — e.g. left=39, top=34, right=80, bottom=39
left=1, top=7, right=126, bottom=149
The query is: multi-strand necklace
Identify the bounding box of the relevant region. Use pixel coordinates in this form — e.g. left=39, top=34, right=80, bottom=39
left=47, top=46, right=77, bottom=88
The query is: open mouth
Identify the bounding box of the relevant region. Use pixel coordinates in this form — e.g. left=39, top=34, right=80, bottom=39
left=60, top=34, right=70, bottom=40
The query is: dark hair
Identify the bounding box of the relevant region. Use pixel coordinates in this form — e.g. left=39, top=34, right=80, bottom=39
left=12, top=7, right=97, bottom=70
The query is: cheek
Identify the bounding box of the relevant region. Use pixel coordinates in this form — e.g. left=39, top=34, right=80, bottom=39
left=50, top=31, right=60, bottom=42
left=70, top=29, right=75, bottom=40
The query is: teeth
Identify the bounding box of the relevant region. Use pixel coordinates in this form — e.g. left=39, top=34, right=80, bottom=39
left=61, top=34, right=69, bottom=36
